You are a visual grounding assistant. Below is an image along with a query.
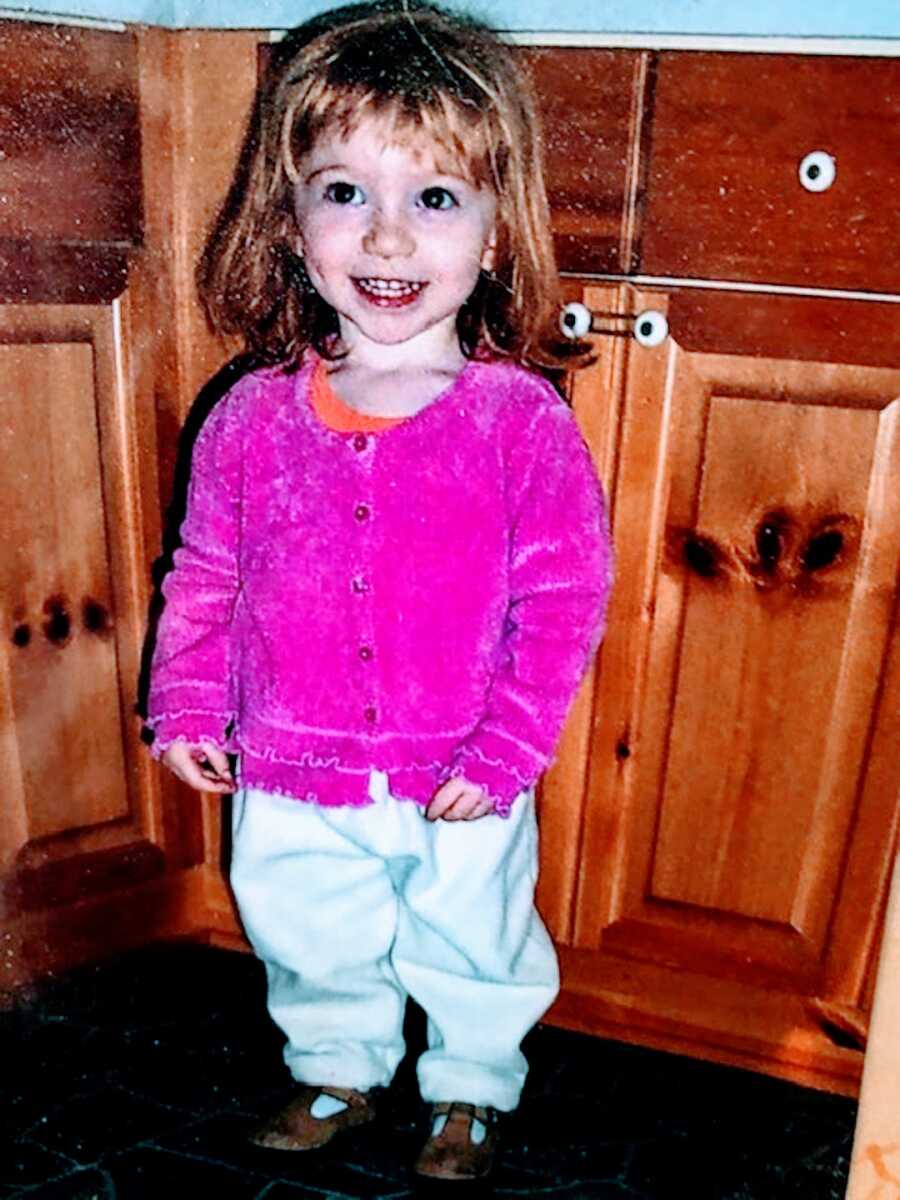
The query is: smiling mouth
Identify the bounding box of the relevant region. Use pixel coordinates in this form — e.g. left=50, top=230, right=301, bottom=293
left=353, top=277, right=426, bottom=307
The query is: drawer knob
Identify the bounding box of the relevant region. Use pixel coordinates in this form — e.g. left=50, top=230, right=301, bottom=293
left=560, top=301, right=593, bottom=339
left=560, top=303, right=669, bottom=347
left=798, top=150, right=836, bottom=193
left=633, top=309, right=669, bottom=348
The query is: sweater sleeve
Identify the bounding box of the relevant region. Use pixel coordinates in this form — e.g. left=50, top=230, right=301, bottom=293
left=445, top=399, right=613, bottom=816
left=144, top=393, right=243, bottom=757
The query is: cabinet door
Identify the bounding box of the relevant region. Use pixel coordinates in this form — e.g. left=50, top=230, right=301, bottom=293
left=542, top=282, right=900, bottom=1094
left=0, top=304, right=199, bottom=988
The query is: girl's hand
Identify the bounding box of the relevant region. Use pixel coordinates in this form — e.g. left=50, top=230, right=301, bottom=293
left=161, top=741, right=235, bottom=794
left=426, top=777, right=493, bottom=822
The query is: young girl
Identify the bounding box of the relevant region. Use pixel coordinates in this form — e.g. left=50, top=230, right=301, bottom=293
left=146, top=0, right=612, bottom=1181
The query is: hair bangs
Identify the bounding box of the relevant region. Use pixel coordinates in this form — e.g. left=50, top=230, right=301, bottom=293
left=283, top=75, right=503, bottom=194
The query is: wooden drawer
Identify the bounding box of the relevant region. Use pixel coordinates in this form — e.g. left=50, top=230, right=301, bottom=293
left=640, top=53, right=900, bottom=294
left=522, top=48, right=648, bottom=274
left=0, top=22, right=142, bottom=247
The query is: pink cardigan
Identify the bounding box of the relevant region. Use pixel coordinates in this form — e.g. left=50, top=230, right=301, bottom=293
left=146, top=354, right=613, bottom=816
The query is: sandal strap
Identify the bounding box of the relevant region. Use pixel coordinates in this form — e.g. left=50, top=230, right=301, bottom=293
left=432, top=1101, right=496, bottom=1124
left=318, top=1084, right=371, bottom=1109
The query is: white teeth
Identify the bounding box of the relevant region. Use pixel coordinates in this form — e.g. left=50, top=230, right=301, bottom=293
left=356, top=277, right=424, bottom=297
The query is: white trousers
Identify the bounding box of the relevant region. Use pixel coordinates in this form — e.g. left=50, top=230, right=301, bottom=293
left=229, top=770, right=559, bottom=1112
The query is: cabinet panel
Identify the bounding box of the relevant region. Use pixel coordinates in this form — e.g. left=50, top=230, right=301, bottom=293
left=522, top=48, right=649, bottom=274
left=641, top=54, right=900, bottom=293
left=0, top=304, right=190, bottom=985
left=0, top=341, right=129, bottom=841
left=655, top=394, right=880, bottom=929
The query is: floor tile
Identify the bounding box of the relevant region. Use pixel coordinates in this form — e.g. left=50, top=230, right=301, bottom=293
left=0, top=945, right=859, bottom=1199
left=155, top=1110, right=416, bottom=1195
left=0, top=1137, right=80, bottom=1192
left=8, top=1167, right=114, bottom=1198
left=23, top=1087, right=193, bottom=1166
left=103, top=1146, right=276, bottom=1197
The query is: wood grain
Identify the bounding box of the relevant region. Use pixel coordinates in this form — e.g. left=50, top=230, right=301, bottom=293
left=545, top=282, right=900, bottom=1092
left=521, top=48, right=651, bottom=274
left=641, top=53, right=900, bottom=293
left=0, top=22, right=142, bottom=246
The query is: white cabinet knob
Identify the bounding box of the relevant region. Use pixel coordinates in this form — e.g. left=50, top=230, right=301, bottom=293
left=798, top=150, right=836, bottom=193
left=560, top=301, right=592, bottom=339
left=633, top=310, right=669, bottom=348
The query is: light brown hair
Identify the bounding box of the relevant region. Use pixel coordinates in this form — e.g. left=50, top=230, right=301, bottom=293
left=199, top=1, right=584, bottom=369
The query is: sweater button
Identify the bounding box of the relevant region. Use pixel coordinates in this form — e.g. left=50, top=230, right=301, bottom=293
left=359, top=645, right=373, bottom=661
left=364, top=705, right=377, bottom=723
left=351, top=576, right=369, bottom=594
left=352, top=433, right=368, bottom=452
left=354, top=503, right=370, bottom=522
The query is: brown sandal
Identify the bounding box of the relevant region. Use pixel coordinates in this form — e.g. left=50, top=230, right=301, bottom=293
left=414, top=1101, right=499, bottom=1180
left=250, top=1084, right=376, bottom=1151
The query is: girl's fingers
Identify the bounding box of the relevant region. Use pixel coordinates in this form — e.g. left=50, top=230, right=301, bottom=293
left=425, top=781, right=462, bottom=821
left=427, top=780, right=492, bottom=821
left=197, top=742, right=235, bottom=787
left=463, top=797, right=494, bottom=820
left=161, top=742, right=234, bottom=792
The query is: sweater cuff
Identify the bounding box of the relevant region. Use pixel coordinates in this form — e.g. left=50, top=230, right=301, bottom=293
left=143, top=710, right=233, bottom=760
left=445, top=741, right=540, bottom=818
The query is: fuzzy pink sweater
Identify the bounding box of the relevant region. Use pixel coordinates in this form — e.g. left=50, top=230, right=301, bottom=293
left=146, top=354, right=613, bottom=816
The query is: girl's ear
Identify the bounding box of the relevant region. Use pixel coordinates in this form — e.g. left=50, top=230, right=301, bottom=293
left=480, top=227, right=497, bottom=272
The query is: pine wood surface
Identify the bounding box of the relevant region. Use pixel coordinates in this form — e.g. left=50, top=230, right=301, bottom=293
left=640, top=53, right=900, bottom=293
left=521, top=48, right=651, bottom=274
left=0, top=21, right=142, bottom=246
left=538, top=282, right=900, bottom=1094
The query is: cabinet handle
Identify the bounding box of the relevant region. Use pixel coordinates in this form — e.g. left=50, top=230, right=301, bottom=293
left=798, top=150, right=836, bottom=193
left=560, top=303, right=669, bottom=347
left=634, top=310, right=669, bottom=348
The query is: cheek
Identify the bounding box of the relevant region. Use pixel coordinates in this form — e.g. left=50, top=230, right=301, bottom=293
left=298, top=214, right=356, bottom=268
left=438, top=233, right=491, bottom=287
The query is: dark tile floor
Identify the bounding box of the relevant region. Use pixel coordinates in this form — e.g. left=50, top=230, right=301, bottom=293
left=1, top=943, right=856, bottom=1198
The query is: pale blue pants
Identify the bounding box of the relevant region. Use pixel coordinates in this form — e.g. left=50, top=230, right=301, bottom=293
left=229, top=770, right=559, bottom=1111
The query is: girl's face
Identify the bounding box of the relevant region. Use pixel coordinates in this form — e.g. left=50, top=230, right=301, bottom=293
left=293, top=117, right=497, bottom=361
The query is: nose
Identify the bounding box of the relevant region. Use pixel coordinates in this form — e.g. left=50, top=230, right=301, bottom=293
left=362, top=208, right=415, bottom=258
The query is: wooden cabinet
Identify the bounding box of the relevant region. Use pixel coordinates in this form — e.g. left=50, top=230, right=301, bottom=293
left=538, top=282, right=900, bottom=1094
left=528, top=48, right=900, bottom=1094
left=0, top=23, right=211, bottom=990
left=0, top=22, right=141, bottom=303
